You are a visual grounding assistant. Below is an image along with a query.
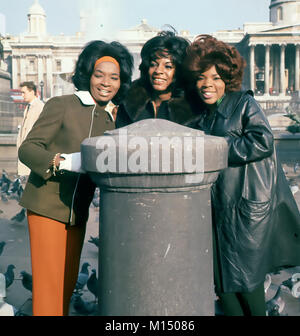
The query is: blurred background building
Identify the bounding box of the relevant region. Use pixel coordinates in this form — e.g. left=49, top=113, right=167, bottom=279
left=0, top=0, right=298, bottom=106
left=0, top=0, right=299, bottom=172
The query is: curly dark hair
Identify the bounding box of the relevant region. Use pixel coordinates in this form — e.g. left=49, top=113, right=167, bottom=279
left=139, top=30, right=190, bottom=96
left=72, top=40, right=133, bottom=104
left=184, top=35, right=246, bottom=92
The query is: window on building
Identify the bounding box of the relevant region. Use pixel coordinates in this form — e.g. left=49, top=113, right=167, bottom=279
left=56, top=60, right=62, bottom=72
left=29, top=59, right=35, bottom=72
left=277, top=6, right=283, bottom=21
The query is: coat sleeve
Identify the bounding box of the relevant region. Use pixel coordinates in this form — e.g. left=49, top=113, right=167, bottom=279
left=115, top=103, right=132, bottom=128
left=225, top=96, right=274, bottom=166
left=18, top=97, right=65, bottom=180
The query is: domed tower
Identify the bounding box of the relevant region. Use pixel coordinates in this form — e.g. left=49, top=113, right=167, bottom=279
left=27, top=0, right=46, bottom=35
left=269, top=0, right=300, bottom=25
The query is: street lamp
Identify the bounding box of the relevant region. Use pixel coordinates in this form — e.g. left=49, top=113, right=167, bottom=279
left=39, top=80, right=44, bottom=101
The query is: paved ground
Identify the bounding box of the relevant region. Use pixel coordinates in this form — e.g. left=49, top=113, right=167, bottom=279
left=0, top=162, right=299, bottom=316
left=0, top=194, right=99, bottom=316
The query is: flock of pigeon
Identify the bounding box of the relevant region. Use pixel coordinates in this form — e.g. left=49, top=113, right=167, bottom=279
left=0, top=237, right=101, bottom=316
left=214, top=271, right=300, bottom=316
left=0, top=170, right=24, bottom=203
left=2, top=232, right=300, bottom=316
left=0, top=169, right=101, bottom=315
left=0, top=170, right=26, bottom=223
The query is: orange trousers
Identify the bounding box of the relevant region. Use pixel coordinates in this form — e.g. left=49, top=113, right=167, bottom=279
left=27, top=210, right=86, bottom=316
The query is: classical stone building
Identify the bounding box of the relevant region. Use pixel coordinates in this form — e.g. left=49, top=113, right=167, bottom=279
left=0, top=0, right=300, bottom=173
left=1, top=1, right=169, bottom=99
left=2, top=0, right=85, bottom=100
left=1, top=0, right=300, bottom=110
left=214, top=0, right=300, bottom=112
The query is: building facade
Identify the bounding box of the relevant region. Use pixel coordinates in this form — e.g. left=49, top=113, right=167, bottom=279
left=2, top=0, right=85, bottom=99
left=1, top=0, right=300, bottom=111
left=214, top=0, right=300, bottom=112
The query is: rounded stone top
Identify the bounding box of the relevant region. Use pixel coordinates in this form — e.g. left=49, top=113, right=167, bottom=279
left=271, top=0, right=300, bottom=2
left=81, top=119, right=228, bottom=191
left=269, top=0, right=300, bottom=24
left=107, top=118, right=205, bottom=138
left=28, top=0, right=46, bottom=15
left=270, top=0, right=299, bottom=6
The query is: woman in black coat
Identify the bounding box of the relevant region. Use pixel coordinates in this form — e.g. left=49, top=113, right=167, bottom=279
left=183, top=35, right=300, bottom=316
left=115, top=30, right=197, bottom=128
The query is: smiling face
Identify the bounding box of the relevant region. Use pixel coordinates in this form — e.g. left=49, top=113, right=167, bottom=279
left=196, top=65, right=226, bottom=106
left=148, top=55, right=176, bottom=93
left=90, top=61, right=121, bottom=105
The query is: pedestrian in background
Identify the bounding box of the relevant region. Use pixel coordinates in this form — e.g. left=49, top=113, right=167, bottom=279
left=183, top=34, right=300, bottom=316
left=17, top=81, right=44, bottom=176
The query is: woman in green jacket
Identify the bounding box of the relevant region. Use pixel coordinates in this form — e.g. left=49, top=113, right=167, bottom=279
left=18, top=40, right=133, bottom=316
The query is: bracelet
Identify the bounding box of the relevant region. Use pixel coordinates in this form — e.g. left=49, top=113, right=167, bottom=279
left=52, top=153, right=61, bottom=176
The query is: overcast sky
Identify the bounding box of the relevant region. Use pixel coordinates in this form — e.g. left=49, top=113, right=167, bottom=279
left=1, top=0, right=271, bottom=37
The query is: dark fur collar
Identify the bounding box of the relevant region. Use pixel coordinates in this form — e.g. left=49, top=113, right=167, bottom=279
left=122, top=79, right=197, bottom=124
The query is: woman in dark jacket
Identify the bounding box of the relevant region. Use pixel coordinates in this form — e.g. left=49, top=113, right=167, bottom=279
left=115, top=30, right=197, bottom=128
left=183, top=35, right=300, bottom=316
left=18, top=40, right=133, bottom=316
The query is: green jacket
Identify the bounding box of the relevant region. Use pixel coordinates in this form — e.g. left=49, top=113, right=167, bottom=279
left=18, top=91, right=115, bottom=225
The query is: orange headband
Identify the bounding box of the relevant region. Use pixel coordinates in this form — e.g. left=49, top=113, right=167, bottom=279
left=94, top=56, right=120, bottom=70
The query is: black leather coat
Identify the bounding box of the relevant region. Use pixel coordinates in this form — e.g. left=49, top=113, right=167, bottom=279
left=186, top=91, right=300, bottom=292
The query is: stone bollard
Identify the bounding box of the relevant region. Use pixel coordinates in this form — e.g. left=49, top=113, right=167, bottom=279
left=81, top=119, right=228, bottom=316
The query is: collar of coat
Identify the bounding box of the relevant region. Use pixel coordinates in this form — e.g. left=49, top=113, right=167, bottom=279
left=74, top=90, right=116, bottom=121
left=121, top=79, right=194, bottom=123
left=216, top=90, right=254, bottom=119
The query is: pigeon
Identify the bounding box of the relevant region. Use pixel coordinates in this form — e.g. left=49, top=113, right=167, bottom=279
left=88, top=236, right=99, bottom=248
left=11, top=208, right=26, bottom=222
left=0, top=274, right=15, bottom=316
left=20, top=271, right=32, bottom=293
left=0, top=209, right=3, bottom=215
left=9, top=177, right=21, bottom=193
left=4, top=265, right=15, bottom=289
left=92, top=196, right=99, bottom=208
left=0, top=241, right=5, bottom=256
left=290, top=184, right=299, bottom=195
left=17, top=185, right=24, bottom=199
left=1, top=193, right=8, bottom=202
left=8, top=178, right=23, bottom=200
left=72, top=293, right=97, bottom=315
left=87, top=269, right=98, bottom=302
left=91, top=188, right=100, bottom=208
left=14, top=310, right=29, bottom=316
left=0, top=171, right=11, bottom=193
left=0, top=300, right=15, bottom=316
left=282, top=273, right=300, bottom=298
left=264, top=273, right=272, bottom=294
left=266, top=285, right=285, bottom=316
left=282, top=276, right=295, bottom=290
left=75, top=262, right=90, bottom=292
